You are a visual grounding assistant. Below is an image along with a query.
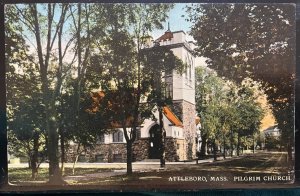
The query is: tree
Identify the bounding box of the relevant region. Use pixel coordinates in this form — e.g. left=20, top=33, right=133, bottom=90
left=5, top=5, right=47, bottom=180
left=8, top=3, right=76, bottom=183
left=265, top=134, right=281, bottom=151
left=195, top=66, right=227, bottom=160
left=90, top=4, right=174, bottom=174
left=195, top=66, right=264, bottom=159
left=7, top=96, right=47, bottom=180
left=187, top=3, right=295, bottom=160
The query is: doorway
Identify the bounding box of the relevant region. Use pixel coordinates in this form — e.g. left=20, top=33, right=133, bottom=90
left=148, top=124, right=161, bottom=159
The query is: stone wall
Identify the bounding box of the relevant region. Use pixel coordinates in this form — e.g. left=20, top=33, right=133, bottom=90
left=176, top=138, right=185, bottom=160
left=90, top=143, right=127, bottom=162
left=64, top=131, right=195, bottom=162
left=171, top=100, right=197, bottom=160
left=133, top=139, right=149, bottom=161
left=65, top=143, right=127, bottom=163
left=182, top=100, right=197, bottom=160
left=165, top=137, right=178, bottom=161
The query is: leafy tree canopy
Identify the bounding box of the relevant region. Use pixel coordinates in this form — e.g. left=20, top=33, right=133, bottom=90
left=187, top=3, right=295, bottom=146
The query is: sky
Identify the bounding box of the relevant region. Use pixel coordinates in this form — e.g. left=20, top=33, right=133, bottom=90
left=12, top=3, right=202, bottom=67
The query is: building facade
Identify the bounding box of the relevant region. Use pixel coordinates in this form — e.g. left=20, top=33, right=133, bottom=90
left=67, top=30, right=199, bottom=163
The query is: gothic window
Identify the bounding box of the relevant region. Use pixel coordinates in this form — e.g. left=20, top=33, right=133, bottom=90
left=113, top=130, right=123, bottom=142
left=165, top=83, right=173, bottom=99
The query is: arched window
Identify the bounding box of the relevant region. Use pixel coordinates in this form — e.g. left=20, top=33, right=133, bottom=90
left=113, top=130, right=123, bottom=142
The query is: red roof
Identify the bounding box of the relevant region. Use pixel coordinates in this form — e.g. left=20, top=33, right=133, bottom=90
left=163, top=106, right=183, bottom=128
left=156, top=30, right=173, bottom=42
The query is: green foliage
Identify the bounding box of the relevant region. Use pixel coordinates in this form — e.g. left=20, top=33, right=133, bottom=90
left=195, top=66, right=264, bottom=156
left=5, top=5, right=47, bottom=166
left=6, top=3, right=175, bottom=176
left=265, top=134, right=281, bottom=151
left=187, top=3, right=295, bottom=150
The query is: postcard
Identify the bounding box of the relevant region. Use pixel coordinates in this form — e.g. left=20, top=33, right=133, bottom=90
left=0, top=2, right=296, bottom=191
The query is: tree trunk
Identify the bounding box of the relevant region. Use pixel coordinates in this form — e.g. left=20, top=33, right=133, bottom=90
left=60, top=127, right=65, bottom=175
left=47, top=112, right=61, bottom=183
left=230, top=130, right=234, bottom=157
left=200, top=136, right=207, bottom=157
left=237, top=133, right=240, bottom=156
left=213, top=139, right=217, bottom=161
left=31, top=132, right=39, bottom=180
left=126, top=141, right=133, bottom=175
left=30, top=4, right=62, bottom=184
left=158, top=106, right=166, bottom=168
left=253, top=135, right=255, bottom=154
left=223, top=134, right=226, bottom=159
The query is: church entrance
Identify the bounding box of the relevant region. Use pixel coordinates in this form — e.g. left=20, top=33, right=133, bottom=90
left=148, top=124, right=161, bottom=159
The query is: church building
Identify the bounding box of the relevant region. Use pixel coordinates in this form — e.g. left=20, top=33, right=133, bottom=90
left=68, top=29, right=200, bottom=163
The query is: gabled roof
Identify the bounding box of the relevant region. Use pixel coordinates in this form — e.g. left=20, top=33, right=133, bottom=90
left=163, top=106, right=183, bottom=128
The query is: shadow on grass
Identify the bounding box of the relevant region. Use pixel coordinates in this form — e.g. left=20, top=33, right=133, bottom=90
left=7, top=152, right=291, bottom=186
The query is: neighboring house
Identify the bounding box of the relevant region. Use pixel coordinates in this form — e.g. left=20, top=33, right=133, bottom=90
left=264, top=125, right=280, bottom=137
left=67, top=29, right=200, bottom=163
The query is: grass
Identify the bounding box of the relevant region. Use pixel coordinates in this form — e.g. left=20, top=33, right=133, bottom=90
left=8, top=152, right=292, bottom=186
left=8, top=167, right=115, bottom=183
left=9, top=168, right=48, bottom=182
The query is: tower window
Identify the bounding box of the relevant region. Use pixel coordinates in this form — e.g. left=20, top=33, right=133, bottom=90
left=165, top=83, right=173, bottom=99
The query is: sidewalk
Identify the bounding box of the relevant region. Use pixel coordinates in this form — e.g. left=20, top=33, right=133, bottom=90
left=8, top=156, right=233, bottom=170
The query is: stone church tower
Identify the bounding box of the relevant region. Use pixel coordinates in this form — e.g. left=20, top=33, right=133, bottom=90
left=155, top=29, right=197, bottom=160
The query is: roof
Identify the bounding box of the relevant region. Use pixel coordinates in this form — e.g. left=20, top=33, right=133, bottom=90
left=163, top=106, right=183, bottom=128
left=264, top=124, right=279, bottom=132
left=156, top=30, right=173, bottom=42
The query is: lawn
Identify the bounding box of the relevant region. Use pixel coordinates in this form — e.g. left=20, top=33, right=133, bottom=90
left=8, top=167, right=115, bottom=183
left=7, top=152, right=293, bottom=188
